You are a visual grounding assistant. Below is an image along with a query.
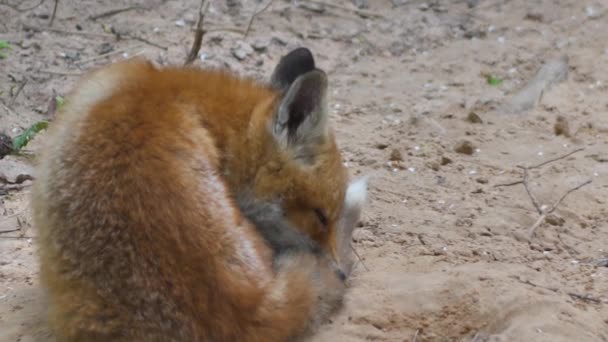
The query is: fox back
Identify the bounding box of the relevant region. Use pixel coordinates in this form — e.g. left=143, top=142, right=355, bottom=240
left=31, top=48, right=366, bottom=341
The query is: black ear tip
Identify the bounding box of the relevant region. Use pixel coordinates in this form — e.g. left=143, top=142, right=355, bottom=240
left=284, top=47, right=315, bottom=67
left=271, top=47, right=317, bottom=91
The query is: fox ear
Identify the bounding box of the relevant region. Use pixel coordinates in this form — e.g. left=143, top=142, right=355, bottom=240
left=272, top=69, right=329, bottom=156
left=270, top=47, right=316, bottom=92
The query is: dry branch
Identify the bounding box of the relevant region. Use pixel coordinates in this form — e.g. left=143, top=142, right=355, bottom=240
left=527, top=147, right=585, bottom=169
left=49, top=0, right=59, bottom=26
left=351, top=244, right=369, bottom=271
left=244, top=0, right=275, bottom=38
left=76, top=43, right=145, bottom=65
left=493, top=148, right=591, bottom=239
left=184, top=0, right=210, bottom=65
left=412, top=329, right=420, bottom=342
left=124, top=34, right=168, bottom=50
left=511, top=276, right=604, bottom=305
left=23, top=24, right=115, bottom=38
left=0, top=101, right=18, bottom=117
left=183, top=0, right=276, bottom=64
left=517, top=166, right=542, bottom=214
left=39, top=69, right=83, bottom=76
left=0, top=0, right=45, bottom=12
left=527, top=179, right=592, bottom=237
left=89, top=6, right=143, bottom=21
left=0, top=228, right=21, bottom=234
left=9, top=79, right=27, bottom=107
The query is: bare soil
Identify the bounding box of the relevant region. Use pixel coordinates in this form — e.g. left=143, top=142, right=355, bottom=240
left=1, top=0, right=607, bottom=341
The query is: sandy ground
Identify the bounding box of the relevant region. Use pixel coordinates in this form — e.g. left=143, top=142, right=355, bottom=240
left=1, top=0, right=608, bottom=341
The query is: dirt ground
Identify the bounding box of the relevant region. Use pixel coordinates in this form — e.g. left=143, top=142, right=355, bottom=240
left=1, top=0, right=608, bottom=341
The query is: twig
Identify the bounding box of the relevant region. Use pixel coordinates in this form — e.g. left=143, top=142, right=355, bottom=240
left=567, top=292, right=603, bottom=304
left=76, top=43, right=145, bottom=65
left=528, top=147, right=585, bottom=169
left=548, top=179, right=592, bottom=214
left=124, top=34, right=168, bottom=50
left=0, top=209, right=27, bottom=234
left=49, top=0, right=59, bottom=26
left=23, top=24, right=115, bottom=38
left=0, top=235, right=35, bottom=239
left=23, top=23, right=166, bottom=50
left=517, top=166, right=542, bottom=214
left=9, top=79, right=27, bottom=107
left=89, top=6, right=143, bottom=21
left=511, top=276, right=559, bottom=292
left=493, top=180, right=523, bottom=187
left=39, top=69, right=83, bottom=76
left=526, top=214, right=546, bottom=238
left=493, top=148, right=591, bottom=239
left=0, top=102, right=18, bottom=117
left=591, top=258, right=608, bottom=267
left=351, top=243, right=369, bottom=271
left=205, top=27, right=245, bottom=34
left=512, top=276, right=604, bottom=305
left=527, top=180, right=592, bottom=238
left=303, top=0, right=385, bottom=18
left=184, top=0, right=210, bottom=66
left=0, top=228, right=21, bottom=234
left=495, top=148, right=586, bottom=188
left=244, top=0, right=275, bottom=38
left=412, top=329, right=420, bottom=342
left=0, top=0, right=45, bottom=12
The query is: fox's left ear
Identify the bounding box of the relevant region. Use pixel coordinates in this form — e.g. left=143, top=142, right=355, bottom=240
left=273, top=69, right=328, bottom=148
left=270, top=49, right=329, bottom=157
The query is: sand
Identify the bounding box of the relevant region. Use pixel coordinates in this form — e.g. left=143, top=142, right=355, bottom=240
left=1, top=0, right=607, bottom=341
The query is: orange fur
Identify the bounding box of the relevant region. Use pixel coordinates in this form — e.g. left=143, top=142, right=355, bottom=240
left=32, top=55, right=358, bottom=341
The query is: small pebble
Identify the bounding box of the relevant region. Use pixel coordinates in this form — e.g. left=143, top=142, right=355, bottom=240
left=554, top=115, right=570, bottom=137
left=427, top=161, right=440, bottom=171
left=454, top=140, right=476, bottom=155
left=389, top=149, right=403, bottom=162
left=251, top=39, right=269, bottom=53
left=466, top=112, right=483, bottom=124
left=231, top=42, right=254, bottom=61
left=545, top=214, right=565, bottom=226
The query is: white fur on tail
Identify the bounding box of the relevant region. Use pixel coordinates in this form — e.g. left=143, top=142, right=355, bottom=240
left=345, top=176, right=368, bottom=211
left=337, top=176, right=369, bottom=276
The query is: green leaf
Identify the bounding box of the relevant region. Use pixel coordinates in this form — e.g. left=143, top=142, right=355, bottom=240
left=12, top=121, right=49, bottom=152
left=0, top=40, right=10, bottom=49
left=55, top=95, right=65, bottom=108
left=486, top=75, right=503, bottom=86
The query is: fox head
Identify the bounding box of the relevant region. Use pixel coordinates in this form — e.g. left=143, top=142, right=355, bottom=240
left=246, top=48, right=367, bottom=275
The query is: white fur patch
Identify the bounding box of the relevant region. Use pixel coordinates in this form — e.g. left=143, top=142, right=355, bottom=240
left=345, top=176, right=368, bottom=211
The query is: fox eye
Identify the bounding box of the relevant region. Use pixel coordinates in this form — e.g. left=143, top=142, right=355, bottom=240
left=314, top=208, right=328, bottom=229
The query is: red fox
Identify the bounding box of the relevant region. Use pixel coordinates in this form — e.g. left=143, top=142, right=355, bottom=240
left=31, top=47, right=367, bottom=341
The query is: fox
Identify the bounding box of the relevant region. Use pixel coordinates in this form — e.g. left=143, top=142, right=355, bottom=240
left=31, top=47, right=367, bottom=341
